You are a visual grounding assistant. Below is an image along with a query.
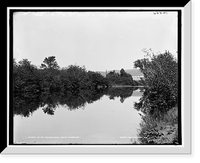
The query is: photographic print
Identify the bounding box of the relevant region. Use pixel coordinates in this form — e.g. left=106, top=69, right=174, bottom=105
left=12, top=10, right=181, bottom=145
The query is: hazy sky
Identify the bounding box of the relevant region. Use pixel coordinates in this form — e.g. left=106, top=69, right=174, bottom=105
left=13, top=11, right=177, bottom=71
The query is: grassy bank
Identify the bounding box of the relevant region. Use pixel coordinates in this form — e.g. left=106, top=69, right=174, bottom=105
left=138, top=106, right=178, bottom=144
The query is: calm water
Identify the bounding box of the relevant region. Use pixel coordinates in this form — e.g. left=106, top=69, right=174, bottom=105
left=14, top=88, right=143, bottom=144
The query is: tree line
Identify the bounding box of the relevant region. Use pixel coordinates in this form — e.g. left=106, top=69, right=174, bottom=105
left=13, top=56, right=139, bottom=95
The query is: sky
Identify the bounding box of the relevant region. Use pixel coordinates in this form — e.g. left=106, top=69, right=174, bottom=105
left=13, top=11, right=177, bottom=71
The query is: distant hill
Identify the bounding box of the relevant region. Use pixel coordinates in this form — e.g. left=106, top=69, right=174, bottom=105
left=97, top=68, right=143, bottom=77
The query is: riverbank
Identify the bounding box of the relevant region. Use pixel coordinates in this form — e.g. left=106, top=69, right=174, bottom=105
left=157, top=106, right=178, bottom=144
left=139, top=106, right=178, bottom=144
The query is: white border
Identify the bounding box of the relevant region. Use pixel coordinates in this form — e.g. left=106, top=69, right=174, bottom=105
left=3, top=4, right=191, bottom=154
left=182, top=1, right=192, bottom=154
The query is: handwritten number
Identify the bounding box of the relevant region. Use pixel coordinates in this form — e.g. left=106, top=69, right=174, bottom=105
left=153, top=12, right=168, bottom=15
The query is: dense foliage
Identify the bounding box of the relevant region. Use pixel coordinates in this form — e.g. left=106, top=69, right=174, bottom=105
left=133, top=51, right=179, bottom=145
left=13, top=56, right=139, bottom=97
left=134, top=51, right=178, bottom=113
left=13, top=56, right=108, bottom=95
left=106, top=68, right=137, bottom=86
left=13, top=59, right=41, bottom=94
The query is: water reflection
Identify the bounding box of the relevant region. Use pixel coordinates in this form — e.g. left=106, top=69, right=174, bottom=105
left=13, top=86, right=179, bottom=145
left=13, top=87, right=138, bottom=117
left=106, top=87, right=134, bottom=103
left=13, top=93, right=41, bottom=117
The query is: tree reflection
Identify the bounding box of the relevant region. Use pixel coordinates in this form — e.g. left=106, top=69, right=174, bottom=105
left=106, top=87, right=137, bottom=103
left=13, top=87, right=136, bottom=116
left=13, top=93, right=41, bottom=117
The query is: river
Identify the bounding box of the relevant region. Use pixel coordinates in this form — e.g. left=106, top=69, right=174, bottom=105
left=13, top=87, right=143, bottom=144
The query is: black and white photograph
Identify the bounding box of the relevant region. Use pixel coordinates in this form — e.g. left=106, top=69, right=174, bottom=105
left=11, top=9, right=182, bottom=146
left=11, top=9, right=181, bottom=145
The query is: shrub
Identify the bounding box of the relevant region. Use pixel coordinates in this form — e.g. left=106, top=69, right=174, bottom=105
left=134, top=51, right=178, bottom=112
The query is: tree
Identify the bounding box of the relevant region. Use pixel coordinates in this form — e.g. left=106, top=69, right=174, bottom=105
left=106, top=69, right=134, bottom=86
left=134, top=58, right=149, bottom=71
left=13, top=59, right=41, bottom=93
left=87, top=71, right=109, bottom=89
left=134, top=51, right=178, bottom=113
left=120, top=68, right=126, bottom=77
left=65, top=65, right=88, bottom=90
left=39, top=56, right=61, bottom=92
left=40, top=56, right=59, bottom=69
left=119, top=68, right=134, bottom=85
